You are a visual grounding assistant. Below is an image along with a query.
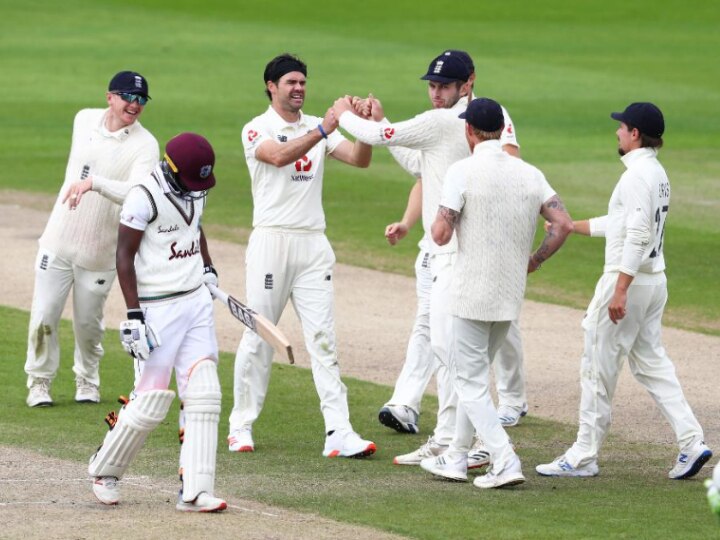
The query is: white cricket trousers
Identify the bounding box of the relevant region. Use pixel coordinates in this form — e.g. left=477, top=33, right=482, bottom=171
left=429, top=253, right=527, bottom=444
left=133, top=286, right=219, bottom=399
left=229, top=228, right=352, bottom=435
left=385, top=249, right=434, bottom=413
left=25, top=248, right=115, bottom=387
left=447, top=317, right=516, bottom=467
left=566, top=271, right=704, bottom=466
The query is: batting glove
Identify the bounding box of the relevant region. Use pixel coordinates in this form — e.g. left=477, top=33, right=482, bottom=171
left=203, top=265, right=219, bottom=297
left=119, top=309, right=161, bottom=361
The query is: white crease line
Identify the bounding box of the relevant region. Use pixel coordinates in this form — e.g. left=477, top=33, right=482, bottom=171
left=0, top=476, right=279, bottom=517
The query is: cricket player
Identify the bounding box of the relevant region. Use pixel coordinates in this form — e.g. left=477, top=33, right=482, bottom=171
left=334, top=51, right=524, bottom=468
left=374, top=50, right=529, bottom=442
left=536, top=102, right=713, bottom=479
left=423, top=97, right=572, bottom=488
left=89, top=132, right=226, bottom=512
left=227, top=53, right=376, bottom=459
left=24, top=71, right=158, bottom=407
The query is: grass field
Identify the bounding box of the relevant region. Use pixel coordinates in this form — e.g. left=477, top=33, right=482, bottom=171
left=1, top=306, right=718, bottom=539
left=1, top=0, right=719, bottom=333
left=1, top=1, right=719, bottom=538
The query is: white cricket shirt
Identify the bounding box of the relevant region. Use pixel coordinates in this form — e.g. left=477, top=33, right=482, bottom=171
left=242, top=106, right=345, bottom=231
left=120, top=166, right=206, bottom=299
left=589, top=147, right=669, bottom=276
left=39, top=108, right=158, bottom=271
left=441, top=140, right=556, bottom=321
left=340, top=97, right=519, bottom=254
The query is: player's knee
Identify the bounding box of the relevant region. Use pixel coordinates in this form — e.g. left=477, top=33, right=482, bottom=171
left=182, top=359, right=221, bottom=412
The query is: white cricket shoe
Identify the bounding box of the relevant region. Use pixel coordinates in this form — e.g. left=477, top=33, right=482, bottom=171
left=75, top=377, right=100, bottom=403
left=176, top=491, right=227, bottom=513
left=378, top=404, right=419, bottom=434
left=27, top=378, right=53, bottom=407
left=393, top=436, right=448, bottom=466
left=228, top=427, right=254, bottom=452
left=474, top=453, right=525, bottom=489
left=467, top=437, right=491, bottom=469
left=420, top=452, right=468, bottom=481
left=323, top=430, right=376, bottom=458
left=668, top=439, right=712, bottom=479
left=498, top=402, right=529, bottom=427
left=93, top=476, right=119, bottom=505
left=535, top=454, right=599, bottom=477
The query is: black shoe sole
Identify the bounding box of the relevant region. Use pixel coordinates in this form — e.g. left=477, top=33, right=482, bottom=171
left=378, top=408, right=419, bottom=434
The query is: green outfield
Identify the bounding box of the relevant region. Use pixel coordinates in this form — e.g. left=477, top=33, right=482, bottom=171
left=2, top=0, right=719, bottom=333
left=1, top=1, right=719, bottom=538
left=1, top=306, right=717, bottom=539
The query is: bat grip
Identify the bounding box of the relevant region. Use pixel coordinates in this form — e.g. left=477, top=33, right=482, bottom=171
left=206, top=283, right=229, bottom=304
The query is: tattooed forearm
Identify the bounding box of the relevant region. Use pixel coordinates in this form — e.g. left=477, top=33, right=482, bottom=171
left=530, top=195, right=573, bottom=270
left=439, top=206, right=460, bottom=227
left=543, top=195, right=566, bottom=212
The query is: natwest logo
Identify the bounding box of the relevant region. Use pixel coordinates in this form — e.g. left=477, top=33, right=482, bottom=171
left=295, top=155, right=312, bottom=172
left=383, top=128, right=395, bottom=140
left=247, top=130, right=259, bottom=142
left=506, top=124, right=513, bottom=134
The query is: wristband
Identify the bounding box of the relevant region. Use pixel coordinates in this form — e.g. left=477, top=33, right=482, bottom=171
left=317, top=124, right=328, bottom=139
left=203, top=264, right=218, bottom=276
left=127, top=308, right=145, bottom=322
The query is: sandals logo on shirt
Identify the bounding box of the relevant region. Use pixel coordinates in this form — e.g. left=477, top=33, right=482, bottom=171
left=168, top=240, right=201, bottom=260
left=291, top=155, right=314, bottom=182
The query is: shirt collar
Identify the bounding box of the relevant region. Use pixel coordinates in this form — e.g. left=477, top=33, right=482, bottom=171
left=453, top=96, right=469, bottom=112
left=472, top=139, right=503, bottom=155
left=620, top=146, right=658, bottom=168
left=99, top=108, right=138, bottom=141
left=266, top=105, right=310, bottom=131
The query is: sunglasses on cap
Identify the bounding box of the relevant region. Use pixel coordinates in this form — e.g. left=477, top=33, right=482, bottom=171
left=113, top=92, right=149, bottom=106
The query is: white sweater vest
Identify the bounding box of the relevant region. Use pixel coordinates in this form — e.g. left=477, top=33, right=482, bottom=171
left=133, top=173, right=206, bottom=300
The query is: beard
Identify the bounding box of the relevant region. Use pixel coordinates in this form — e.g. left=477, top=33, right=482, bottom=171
left=617, top=147, right=626, bottom=157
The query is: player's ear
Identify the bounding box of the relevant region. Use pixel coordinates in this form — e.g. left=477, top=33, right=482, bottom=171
left=105, top=92, right=113, bottom=106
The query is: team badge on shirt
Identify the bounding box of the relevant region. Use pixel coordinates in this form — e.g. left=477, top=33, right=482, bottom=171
left=294, top=156, right=312, bottom=172
left=291, top=155, right=314, bottom=182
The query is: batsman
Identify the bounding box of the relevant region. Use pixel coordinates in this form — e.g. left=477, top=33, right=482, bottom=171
left=88, top=132, right=227, bottom=512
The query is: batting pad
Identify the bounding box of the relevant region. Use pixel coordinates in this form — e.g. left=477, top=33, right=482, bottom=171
left=180, top=359, right=221, bottom=501
left=88, top=389, right=175, bottom=479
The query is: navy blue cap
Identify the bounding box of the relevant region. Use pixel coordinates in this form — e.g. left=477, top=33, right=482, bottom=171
left=420, top=54, right=470, bottom=83
left=459, top=98, right=504, bottom=132
left=441, top=50, right=475, bottom=73
left=611, top=102, right=664, bottom=138
left=108, top=71, right=150, bottom=98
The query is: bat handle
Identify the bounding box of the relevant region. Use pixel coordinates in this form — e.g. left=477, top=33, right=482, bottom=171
left=206, top=283, right=229, bottom=304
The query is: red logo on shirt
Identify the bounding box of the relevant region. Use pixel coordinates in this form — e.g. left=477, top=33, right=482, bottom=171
left=295, top=155, right=312, bottom=172
left=506, top=124, right=513, bottom=134
left=383, top=128, right=395, bottom=140
left=248, top=130, right=259, bottom=142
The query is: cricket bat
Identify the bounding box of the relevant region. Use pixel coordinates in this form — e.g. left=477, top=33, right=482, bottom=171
left=207, top=283, right=295, bottom=364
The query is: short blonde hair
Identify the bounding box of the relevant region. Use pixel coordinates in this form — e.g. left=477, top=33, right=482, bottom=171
left=471, top=126, right=503, bottom=141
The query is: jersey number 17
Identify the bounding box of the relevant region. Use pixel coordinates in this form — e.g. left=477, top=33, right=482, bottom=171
left=649, top=204, right=669, bottom=258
